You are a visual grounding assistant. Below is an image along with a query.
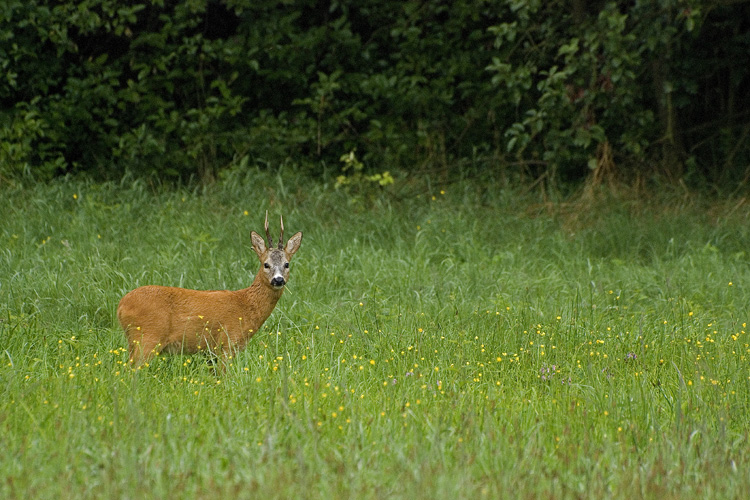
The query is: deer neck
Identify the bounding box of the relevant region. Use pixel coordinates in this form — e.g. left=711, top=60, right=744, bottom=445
left=241, top=269, right=284, bottom=321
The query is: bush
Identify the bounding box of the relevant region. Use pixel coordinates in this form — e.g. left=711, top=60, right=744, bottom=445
left=1, top=0, right=748, bottom=186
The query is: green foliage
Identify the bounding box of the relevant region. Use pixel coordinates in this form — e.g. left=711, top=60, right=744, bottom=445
left=0, top=0, right=249, bottom=180
left=0, top=0, right=748, bottom=184
left=485, top=0, right=716, bottom=180
left=335, top=149, right=394, bottom=204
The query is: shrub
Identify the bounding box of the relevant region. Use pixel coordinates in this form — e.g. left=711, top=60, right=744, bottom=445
left=1, top=0, right=747, bottom=186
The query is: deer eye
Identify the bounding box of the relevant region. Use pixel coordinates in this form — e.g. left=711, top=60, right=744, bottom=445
left=284, top=263, right=289, bottom=268
left=264, top=263, right=270, bottom=269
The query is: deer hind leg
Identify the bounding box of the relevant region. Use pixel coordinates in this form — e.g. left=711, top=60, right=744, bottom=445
left=126, top=328, right=162, bottom=368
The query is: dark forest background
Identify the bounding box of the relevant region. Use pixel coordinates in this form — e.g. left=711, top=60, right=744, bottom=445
left=1, top=0, right=748, bottom=189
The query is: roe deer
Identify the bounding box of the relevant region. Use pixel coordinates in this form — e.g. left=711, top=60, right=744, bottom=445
left=117, top=212, right=302, bottom=367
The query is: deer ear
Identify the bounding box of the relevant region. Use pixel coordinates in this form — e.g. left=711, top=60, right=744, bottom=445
left=285, top=231, right=303, bottom=257
left=251, top=231, right=267, bottom=256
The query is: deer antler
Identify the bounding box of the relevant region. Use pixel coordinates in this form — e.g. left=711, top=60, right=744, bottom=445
left=278, top=215, right=284, bottom=249
left=264, top=210, right=273, bottom=248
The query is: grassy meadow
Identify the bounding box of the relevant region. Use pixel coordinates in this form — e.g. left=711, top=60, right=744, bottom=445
left=1, top=170, right=750, bottom=498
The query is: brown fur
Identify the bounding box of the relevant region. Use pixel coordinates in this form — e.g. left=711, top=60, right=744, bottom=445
left=117, top=224, right=302, bottom=367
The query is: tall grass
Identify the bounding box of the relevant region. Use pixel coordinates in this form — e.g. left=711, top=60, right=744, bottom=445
left=1, top=170, right=749, bottom=498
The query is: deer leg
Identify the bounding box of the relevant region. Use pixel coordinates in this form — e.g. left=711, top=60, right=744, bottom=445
left=127, top=331, right=161, bottom=368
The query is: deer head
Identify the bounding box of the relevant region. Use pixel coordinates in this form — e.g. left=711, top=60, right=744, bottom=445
left=250, top=211, right=303, bottom=290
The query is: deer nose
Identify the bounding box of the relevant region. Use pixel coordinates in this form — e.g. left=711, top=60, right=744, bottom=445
left=271, top=277, right=286, bottom=288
